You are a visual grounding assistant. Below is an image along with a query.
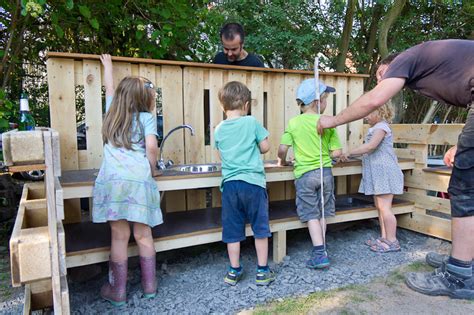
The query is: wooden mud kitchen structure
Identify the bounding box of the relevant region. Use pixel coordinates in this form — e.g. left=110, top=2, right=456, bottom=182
left=6, top=52, right=463, bottom=314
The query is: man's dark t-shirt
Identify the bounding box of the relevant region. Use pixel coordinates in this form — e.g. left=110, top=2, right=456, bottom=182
left=383, top=39, right=474, bottom=107
left=213, top=52, right=265, bottom=67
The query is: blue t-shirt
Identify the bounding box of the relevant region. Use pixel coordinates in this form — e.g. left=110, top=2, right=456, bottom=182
left=214, top=116, right=269, bottom=191
left=105, top=96, right=157, bottom=152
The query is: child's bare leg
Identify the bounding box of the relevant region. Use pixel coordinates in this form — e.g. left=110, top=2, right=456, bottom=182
left=375, top=194, right=397, bottom=243
left=133, top=222, right=155, bottom=257
left=110, top=220, right=131, bottom=261
left=374, top=197, right=386, bottom=239
left=255, top=238, right=269, bottom=266
left=307, top=219, right=324, bottom=246
left=227, top=242, right=241, bottom=268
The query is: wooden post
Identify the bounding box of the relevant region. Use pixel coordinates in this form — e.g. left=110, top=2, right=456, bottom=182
left=273, top=231, right=287, bottom=263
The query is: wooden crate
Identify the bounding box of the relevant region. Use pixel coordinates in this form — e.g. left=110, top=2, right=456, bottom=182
left=10, top=183, right=51, bottom=286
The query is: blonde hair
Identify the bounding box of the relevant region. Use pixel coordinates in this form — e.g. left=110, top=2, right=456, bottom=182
left=102, top=76, right=155, bottom=149
left=218, top=81, right=251, bottom=111
left=375, top=103, right=394, bottom=123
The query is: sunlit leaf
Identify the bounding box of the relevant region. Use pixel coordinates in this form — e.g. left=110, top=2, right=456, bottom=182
left=89, top=18, right=99, bottom=30
left=79, top=5, right=91, bottom=19
left=66, top=0, right=74, bottom=10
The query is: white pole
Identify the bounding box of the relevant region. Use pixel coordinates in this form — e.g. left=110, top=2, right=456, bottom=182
left=314, top=57, right=326, bottom=251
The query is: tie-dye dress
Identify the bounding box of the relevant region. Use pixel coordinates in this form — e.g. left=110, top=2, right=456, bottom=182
left=92, top=97, right=163, bottom=227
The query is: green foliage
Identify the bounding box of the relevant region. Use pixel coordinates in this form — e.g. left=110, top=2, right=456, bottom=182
left=0, top=89, right=16, bottom=132
left=210, top=0, right=336, bottom=69
left=1, top=0, right=472, bottom=127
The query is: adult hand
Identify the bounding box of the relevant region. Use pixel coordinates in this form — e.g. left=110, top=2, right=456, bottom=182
left=443, top=145, right=457, bottom=167
left=317, top=115, right=337, bottom=135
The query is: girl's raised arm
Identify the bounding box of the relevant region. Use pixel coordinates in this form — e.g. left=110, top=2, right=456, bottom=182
left=100, top=54, right=114, bottom=97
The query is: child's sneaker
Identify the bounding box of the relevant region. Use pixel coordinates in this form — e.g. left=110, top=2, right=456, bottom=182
left=224, top=268, right=243, bottom=286
left=256, top=268, right=275, bottom=286
left=306, top=251, right=330, bottom=269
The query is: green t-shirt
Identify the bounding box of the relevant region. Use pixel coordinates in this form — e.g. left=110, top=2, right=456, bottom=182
left=280, top=113, right=342, bottom=179
left=214, top=116, right=269, bottom=191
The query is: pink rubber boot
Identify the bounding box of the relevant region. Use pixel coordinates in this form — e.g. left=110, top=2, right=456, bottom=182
left=140, top=256, right=157, bottom=298
left=100, top=259, right=128, bottom=306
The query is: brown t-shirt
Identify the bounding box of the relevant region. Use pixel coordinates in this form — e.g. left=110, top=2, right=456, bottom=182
left=383, top=39, right=474, bottom=107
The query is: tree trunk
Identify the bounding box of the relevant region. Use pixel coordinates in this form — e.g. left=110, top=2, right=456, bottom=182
left=377, top=0, right=406, bottom=121
left=1, top=1, right=21, bottom=89
left=362, top=3, right=383, bottom=74
left=378, top=0, right=406, bottom=58
left=336, top=0, right=356, bottom=72
left=422, top=101, right=440, bottom=124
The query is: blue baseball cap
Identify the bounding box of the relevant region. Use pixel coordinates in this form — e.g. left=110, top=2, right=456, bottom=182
left=296, top=78, right=336, bottom=105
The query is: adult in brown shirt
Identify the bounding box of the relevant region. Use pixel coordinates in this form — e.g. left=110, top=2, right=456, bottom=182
left=318, top=39, right=474, bottom=299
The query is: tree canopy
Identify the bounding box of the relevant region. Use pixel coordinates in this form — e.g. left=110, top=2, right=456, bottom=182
left=1, top=0, right=472, bottom=129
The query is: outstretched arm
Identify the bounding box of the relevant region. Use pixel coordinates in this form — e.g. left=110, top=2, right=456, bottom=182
left=343, top=129, right=386, bottom=160
left=318, top=78, right=405, bottom=134
left=100, top=54, right=114, bottom=97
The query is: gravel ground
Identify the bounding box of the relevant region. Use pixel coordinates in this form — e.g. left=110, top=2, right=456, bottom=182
left=0, top=221, right=451, bottom=315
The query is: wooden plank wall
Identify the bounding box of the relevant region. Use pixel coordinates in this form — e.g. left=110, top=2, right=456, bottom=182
left=390, top=124, right=464, bottom=241
left=48, top=55, right=366, bottom=212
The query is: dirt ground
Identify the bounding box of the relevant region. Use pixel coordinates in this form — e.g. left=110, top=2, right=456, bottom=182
left=248, top=262, right=474, bottom=315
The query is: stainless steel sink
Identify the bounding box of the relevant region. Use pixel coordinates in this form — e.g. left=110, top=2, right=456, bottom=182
left=171, top=164, right=220, bottom=173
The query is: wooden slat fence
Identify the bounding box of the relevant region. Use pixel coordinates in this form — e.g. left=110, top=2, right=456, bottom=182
left=390, top=124, right=464, bottom=240
left=47, top=52, right=367, bottom=213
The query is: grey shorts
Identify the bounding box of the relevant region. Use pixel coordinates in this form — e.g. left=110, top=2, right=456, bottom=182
left=295, top=168, right=335, bottom=222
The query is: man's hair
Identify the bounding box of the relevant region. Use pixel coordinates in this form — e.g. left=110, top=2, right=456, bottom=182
left=220, top=23, right=245, bottom=43
left=380, top=53, right=400, bottom=65
left=218, top=81, right=251, bottom=111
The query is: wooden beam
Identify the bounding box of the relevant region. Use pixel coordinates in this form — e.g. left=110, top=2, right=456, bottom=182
left=398, top=211, right=451, bottom=241
left=391, top=124, right=463, bottom=145
left=44, top=131, right=62, bottom=314
left=47, top=52, right=370, bottom=77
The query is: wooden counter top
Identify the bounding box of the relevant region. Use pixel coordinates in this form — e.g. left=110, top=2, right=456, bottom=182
left=59, top=158, right=415, bottom=199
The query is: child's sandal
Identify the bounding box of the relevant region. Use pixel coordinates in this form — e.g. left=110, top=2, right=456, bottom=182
left=365, top=237, right=385, bottom=247
left=370, top=239, right=400, bottom=253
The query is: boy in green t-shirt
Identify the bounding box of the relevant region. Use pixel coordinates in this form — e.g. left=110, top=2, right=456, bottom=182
left=278, top=78, right=342, bottom=269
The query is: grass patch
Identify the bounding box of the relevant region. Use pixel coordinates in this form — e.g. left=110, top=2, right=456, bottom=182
left=252, top=261, right=437, bottom=315
left=253, top=291, right=336, bottom=315
left=404, top=261, right=433, bottom=273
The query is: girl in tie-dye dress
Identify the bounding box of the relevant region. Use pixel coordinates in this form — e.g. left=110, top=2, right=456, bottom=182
left=92, top=54, right=162, bottom=306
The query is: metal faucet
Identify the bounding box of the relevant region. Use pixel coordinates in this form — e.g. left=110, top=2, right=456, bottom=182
left=157, top=124, right=195, bottom=170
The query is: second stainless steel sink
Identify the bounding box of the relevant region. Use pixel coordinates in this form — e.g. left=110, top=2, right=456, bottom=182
left=171, top=164, right=220, bottom=173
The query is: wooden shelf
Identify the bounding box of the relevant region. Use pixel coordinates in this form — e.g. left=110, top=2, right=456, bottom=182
left=64, top=195, right=414, bottom=268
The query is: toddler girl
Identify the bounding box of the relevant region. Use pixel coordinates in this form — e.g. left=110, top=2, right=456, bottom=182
left=92, top=54, right=163, bottom=306
left=340, top=104, right=403, bottom=253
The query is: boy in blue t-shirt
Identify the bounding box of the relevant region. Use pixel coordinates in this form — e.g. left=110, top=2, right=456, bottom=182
left=214, top=81, right=275, bottom=286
